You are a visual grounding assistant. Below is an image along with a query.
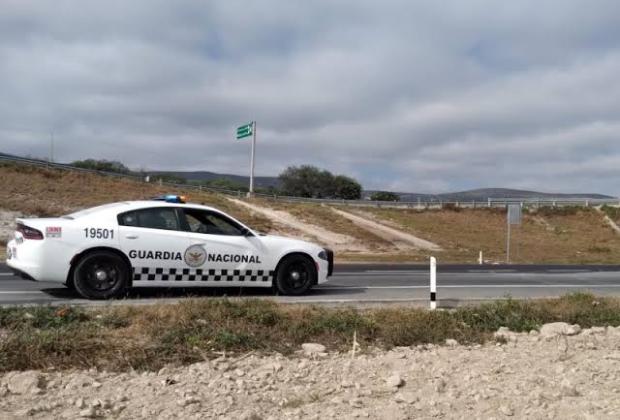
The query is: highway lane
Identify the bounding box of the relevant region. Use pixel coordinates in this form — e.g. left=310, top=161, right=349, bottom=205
left=0, top=263, right=619, bottom=306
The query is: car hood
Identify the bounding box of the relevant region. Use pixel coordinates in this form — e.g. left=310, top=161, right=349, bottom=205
left=257, top=234, right=323, bottom=250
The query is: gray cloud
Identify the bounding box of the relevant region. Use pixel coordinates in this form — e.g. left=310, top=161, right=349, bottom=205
left=1, top=0, right=619, bottom=195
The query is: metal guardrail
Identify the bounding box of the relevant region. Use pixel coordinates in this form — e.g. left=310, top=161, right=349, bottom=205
left=1, top=153, right=619, bottom=208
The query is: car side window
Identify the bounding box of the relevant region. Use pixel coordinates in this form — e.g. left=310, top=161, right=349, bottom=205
left=118, top=208, right=181, bottom=231
left=182, top=209, right=246, bottom=236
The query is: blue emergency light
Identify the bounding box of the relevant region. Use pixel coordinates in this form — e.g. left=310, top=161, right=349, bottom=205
left=153, top=194, right=187, bottom=203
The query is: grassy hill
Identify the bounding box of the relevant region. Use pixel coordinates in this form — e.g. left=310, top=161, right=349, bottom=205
left=0, top=162, right=273, bottom=231
left=1, top=161, right=619, bottom=264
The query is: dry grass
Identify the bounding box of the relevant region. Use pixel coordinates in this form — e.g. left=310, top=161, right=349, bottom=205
left=0, top=293, right=618, bottom=372
left=0, top=163, right=272, bottom=232
left=351, top=206, right=620, bottom=263
left=602, top=205, right=620, bottom=224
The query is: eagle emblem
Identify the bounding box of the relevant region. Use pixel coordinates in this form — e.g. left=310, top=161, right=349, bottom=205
left=184, top=245, right=207, bottom=267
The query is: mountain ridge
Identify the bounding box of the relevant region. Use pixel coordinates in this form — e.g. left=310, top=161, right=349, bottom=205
left=156, top=170, right=614, bottom=200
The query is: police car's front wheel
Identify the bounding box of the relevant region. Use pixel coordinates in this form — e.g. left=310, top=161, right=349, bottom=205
left=275, top=255, right=316, bottom=296
left=73, top=251, right=129, bottom=299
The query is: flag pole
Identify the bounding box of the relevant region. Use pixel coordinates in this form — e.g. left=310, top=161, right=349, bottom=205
left=249, top=121, right=256, bottom=196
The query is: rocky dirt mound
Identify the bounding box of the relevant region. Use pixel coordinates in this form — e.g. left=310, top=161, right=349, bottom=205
left=1, top=323, right=619, bottom=419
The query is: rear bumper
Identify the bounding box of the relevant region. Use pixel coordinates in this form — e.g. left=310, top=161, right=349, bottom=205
left=6, top=239, right=47, bottom=282
left=8, top=265, right=36, bottom=281
left=7, top=260, right=43, bottom=281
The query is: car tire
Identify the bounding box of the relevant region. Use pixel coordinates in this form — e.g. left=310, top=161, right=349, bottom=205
left=73, top=251, right=129, bottom=299
left=275, top=254, right=316, bottom=296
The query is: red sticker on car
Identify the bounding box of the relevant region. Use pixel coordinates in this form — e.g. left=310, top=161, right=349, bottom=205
left=46, top=226, right=62, bottom=238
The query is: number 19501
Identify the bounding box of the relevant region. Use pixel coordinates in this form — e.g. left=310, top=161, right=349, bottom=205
left=84, top=228, right=114, bottom=239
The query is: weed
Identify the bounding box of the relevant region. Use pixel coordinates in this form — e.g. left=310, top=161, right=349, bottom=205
left=601, top=205, right=620, bottom=222
left=213, top=330, right=257, bottom=349
left=441, top=203, right=462, bottom=212
left=587, top=245, right=611, bottom=253
left=534, top=206, right=588, bottom=217
left=0, top=296, right=619, bottom=372
left=0, top=306, right=89, bottom=329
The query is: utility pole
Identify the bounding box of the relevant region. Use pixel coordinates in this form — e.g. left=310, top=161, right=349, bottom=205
left=50, top=131, right=55, bottom=163
left=506, top=214, right=511, bottom=263
left=236, top=121, right=256, bottom=197
left=249, top=120, right=256, bottom=196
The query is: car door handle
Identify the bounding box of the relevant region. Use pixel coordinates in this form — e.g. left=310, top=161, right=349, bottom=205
left=125, top=234, right=139, bottom=239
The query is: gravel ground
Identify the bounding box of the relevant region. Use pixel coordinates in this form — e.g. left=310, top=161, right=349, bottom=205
left=1, top=323, right=620, bottom=419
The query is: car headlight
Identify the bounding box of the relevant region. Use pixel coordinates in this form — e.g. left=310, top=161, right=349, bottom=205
left=318, top=248, right=333, bottom=261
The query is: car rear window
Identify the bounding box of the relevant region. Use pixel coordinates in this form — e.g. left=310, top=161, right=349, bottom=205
left=118, top=208, right=181, bottom=231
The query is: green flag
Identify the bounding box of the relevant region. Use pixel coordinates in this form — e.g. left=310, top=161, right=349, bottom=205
left=236, top=122, right=253, bottom=139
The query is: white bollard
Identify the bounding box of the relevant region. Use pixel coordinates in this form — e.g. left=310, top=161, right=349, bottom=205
left=430, top=256, right=437, bottom=310
left=478, top=251, right=483, bottom=265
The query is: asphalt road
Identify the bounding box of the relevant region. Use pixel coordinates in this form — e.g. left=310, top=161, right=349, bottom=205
left=1, top=263, right=620, bottom=307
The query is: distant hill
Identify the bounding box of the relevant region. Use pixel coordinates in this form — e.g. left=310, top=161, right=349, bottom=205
left=156, top=170, right=614, bottom=201
left=364, top=188, right=615, bottom=202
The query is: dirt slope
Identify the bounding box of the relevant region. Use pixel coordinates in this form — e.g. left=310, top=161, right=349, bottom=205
left=331, top=208, right=441, bottom=251
left=228, top=198, right=371, bottom=253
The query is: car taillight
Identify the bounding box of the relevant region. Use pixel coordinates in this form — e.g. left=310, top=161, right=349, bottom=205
left=16, top=223, right=44, bottom=240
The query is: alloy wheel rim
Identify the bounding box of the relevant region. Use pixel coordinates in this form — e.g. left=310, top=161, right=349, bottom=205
left=85, top=261, right=119, bottom=291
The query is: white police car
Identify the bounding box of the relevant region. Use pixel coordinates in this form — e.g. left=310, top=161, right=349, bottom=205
left=6, top=195, right=333, bottom=299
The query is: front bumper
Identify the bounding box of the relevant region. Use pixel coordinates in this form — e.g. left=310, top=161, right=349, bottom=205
left=326, top=248, right=334, bottom=277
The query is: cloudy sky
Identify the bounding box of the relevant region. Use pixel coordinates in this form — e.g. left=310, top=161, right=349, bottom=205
left=1, top=1, right=619, bottom=195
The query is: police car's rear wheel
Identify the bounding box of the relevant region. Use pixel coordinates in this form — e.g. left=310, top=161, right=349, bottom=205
left=73, top=251, right=129, bottom=299
left=275, top=255, right=316, bottom=295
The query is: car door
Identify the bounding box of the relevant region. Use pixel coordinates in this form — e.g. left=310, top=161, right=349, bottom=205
left=117, top=207, right=191, bottom=284
left=179, top=207, right=271, bottom=286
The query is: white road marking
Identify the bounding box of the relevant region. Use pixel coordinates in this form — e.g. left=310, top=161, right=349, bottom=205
left=322, top=284, right=620, bottom=290
left=0, top=291, right=45, bottom=294
left=362, top=270, right=425, bottom=274
left=336, top=272, right=425, bottom=276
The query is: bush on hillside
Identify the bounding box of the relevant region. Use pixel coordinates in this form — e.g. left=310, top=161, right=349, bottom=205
left=370, top=191, right=400, bottom=202
left=71, top=159, right=130, bottom=174
left=279, top=165, right=362, bottom=199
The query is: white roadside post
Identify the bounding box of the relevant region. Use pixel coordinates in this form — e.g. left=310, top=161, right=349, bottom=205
left=430, top=256, right=437, bottom=310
